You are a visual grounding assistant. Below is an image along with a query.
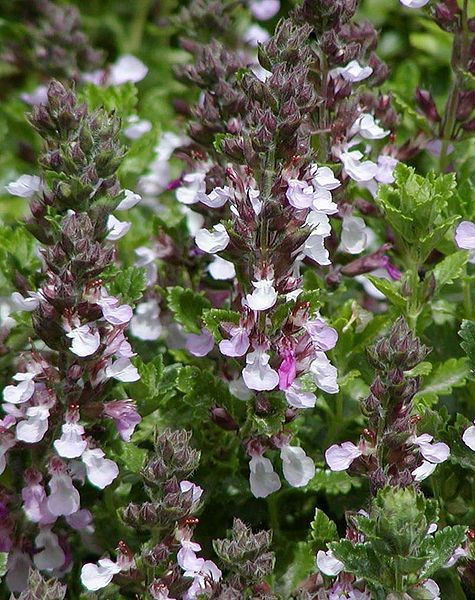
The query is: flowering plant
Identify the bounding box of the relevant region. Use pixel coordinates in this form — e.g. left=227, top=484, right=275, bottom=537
left=1, top=0, right=475, bottom=598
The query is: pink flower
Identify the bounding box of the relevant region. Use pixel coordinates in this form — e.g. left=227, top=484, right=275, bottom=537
left=219, top=326, right=250, bottom=357
left=278, top=350, right=297, bottom=390
left=305, top=319, right=338, bottom=351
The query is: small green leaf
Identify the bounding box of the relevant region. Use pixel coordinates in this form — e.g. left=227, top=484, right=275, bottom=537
left=459, top=319, right=475, bottom=374
left=365, top=276, right=407, bottom=310
left=432, top=251, right=468, bottom=293
left=309, top=507, right=338, bottom=551
left=108, top=266, right=147, bottom=305
left=202, top=308, right=240, bottom=340
left=167, top=286, right=211, bottom=333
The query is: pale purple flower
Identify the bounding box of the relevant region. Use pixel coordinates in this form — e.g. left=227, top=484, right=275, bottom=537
left=340, top=216, right=368, bottom=254
left=103, top=400, right=141, bottom=442
left=22, top=472, right=55, bottom=524
left=82, top=448, right=119, bottom=489
left=310, top=352, right=339, bottom=394
left=305, top=319, right=338, bottom=351
left=400, top=0, right=430, bottom=7
left=243, top=24, right=270, bottom=46
left=81, top=558, right=121, bottom=591
left=16, top=405, right=50, bottom=443
left=462, top=424, right=475, bottom=450
left=123, top=116, right=152, bottom=140
left=33, top=528, right=65, bottom=570
left=246, top=277, right=278, bottom=311
left=20, top=84, right=48, bottom=105
left=280, top=445, right=315, bottom=487
left=311, top=165, right=341, bottom=191
left=249, top=0, right=280, bottom=20
left=105, top=358, right=140, bottom=382
left=351, top=113, right=389, bottom=140
left=455, top=221, right=475, bottom=250
left=219, top=326, right=250, bottom=357
left=242, top=349, right=279, bottom=391
left=54, top=414, right=87, bottom=459
left=375, top=155, right=398, bottom=184
left=316, top=550, right=345, bottom=576
left=330, top=60, right=373, bottom=82
left=198, top=186, right=232, bottom=208
left=284, top=381, right=316, bottom=409
left=413, top=434, right=450, bottom=463
left=109, top=55, right=148, bottom=85
left=412, top=460, right=437, bottom=481
left=66, top=509, right=93, bottom=531
left=66, top=324, right=101, bottom=357
left=195, top=224, right=230, bottom=253
left=286, top=179, right=316, bottom=209
left=249, top=454, right=281, bottom=498
left=208, top=256, right=236, bottom=280
left=325, top=441, right=362, bottom=471
left=176, top=172, right=207, bottom=205
left=421, top=579, right=440, bottom=600
left=116, top=189, right=142, bottom=210
left=3, top=372, right=35, bottom=404
left=130, top=299, right=162, bottom=340
left=278, top=350, right=297, bottom=390
left=106, top=214, right=131, bottom=240
left=11, top=291, right=40, bottom=311
left=186, top=328, right=214, bottom=357
left=99, top=295, right=133, bottom=325
left=340, top=151, right=378, bottom=183
left=5, top=174, right=41, bottom=197
left=180, top=480, right=204, bottom=510
left=6, top=550, right=32, bottom=593
left=47, top=471, right=80, bottom=516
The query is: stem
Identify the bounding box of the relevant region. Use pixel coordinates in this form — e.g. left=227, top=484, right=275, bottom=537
left=126, top=0, right=151, bottom=54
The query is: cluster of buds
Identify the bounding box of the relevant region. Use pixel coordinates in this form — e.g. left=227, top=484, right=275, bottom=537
left=7, top=568, right=67, bottom=600
left=3, top=0, right=103, bottom=84
left=0, top=81, right=142, bottom=594
left=324, top=318, right=450, bottom=491
left=82, top=429, right=222, bottom=598
left=135, top=0, right=404, bottom=498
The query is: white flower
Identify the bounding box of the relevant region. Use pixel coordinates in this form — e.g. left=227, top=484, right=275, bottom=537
left=195, top=224, right=230, bottom=253
left=66, top=324, right=101, bottom=357
left=47, top=472, right=80, bottom=516
left=208, top=256, right=236, bottom=280
left=198, top=186, right=232, bottom=208
left=11, top=291, right=40, bottom=311
left=304, top=233, right=331, bottom=265
left=413, top=434, right=450, bottom=464
left=330, top=60, right=373, bottom=82
left=421, top=579, right=440, bottom=600
left=81, top=558, right=121, bottom=591
left=455, top=221, right=475, bottom=251
left=412, top=460, right=437, bottom=481
left=249, top=455, right=281, bottom=498
left=400, top=0, right=430, bottom=7
left=249, top=0, right=280, bottom=20
left=325, top=441, right=362, bottom=471
left=116, top=189, right=142, bottom=210
left=316, top=550, right=345, bottom=576
left=5, top=174, right=41, bottom=197
left=311, top=352, right=339, bottom=394
left=306, top=211, right=332, bottom=237
left=16, top=406, right=50, bottom=443
left=105, top=358, right=140, bottom=382
left=242, top=349, right=279, bottom=391
left=280, top=445, right=315, bottom=487
left=3, top=372, right=35, bottom=404
left=54, top=421, right=87, bottom=459
left=98, top=295, right=133, bottom=325
left=123, top=116, right=152, bottom=140
left=375, top=155, right=398, bottom=184
left=340, top=216, right=368, bottom=254
left=340, top=151, right=378, bottom=182
left=82, top=448, right=119, bottom=489
left=130, top=299, right=162, bottom=341
left=352, top=113, right=389, bottom=140
left=33, top=529, right=65, bottom=571
left=246, top=277, right=278, bottom=311
left=229, top=377, right=253, bottom=401
left=243, top=24, right=270, bottom=46
left=176, top=172, right=206, bottom=205
left=106, top=215, right=131, bottom=240
left=311, top=165, right=341, bottom=191
left=109, top=55, right=148, bottom=85
left=462, top=424, right=475, bottom=450
left=284, top=381, right=316, bottom=409
left=286, top=179, right=316, bottom=209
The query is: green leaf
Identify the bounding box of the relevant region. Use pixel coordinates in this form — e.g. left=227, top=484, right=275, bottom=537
left=107, top=266, right=147, bottom=305
left=432, top=251, right=468, bottom=293
left=307, top=468, right=362, bottom=495
left=309, top=507, right=338, bottom=551
left=167, top=286, right=211, bottom=333
left=0, top=552, right=7, bottom=578
left=128, top=355, right=164, bottom=415
left=414, top=358, right=469, bottom=407
left=80, top=82, right=138, bottom=114
left=420, top=526, right=467, bottom=578
left=459, top=319, right=475, bottom=374
left=114, top=442, right=147, bottom=473
left=365, top=276, right=407, bottom=310
left=202, top=308, right=240, bottom=340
